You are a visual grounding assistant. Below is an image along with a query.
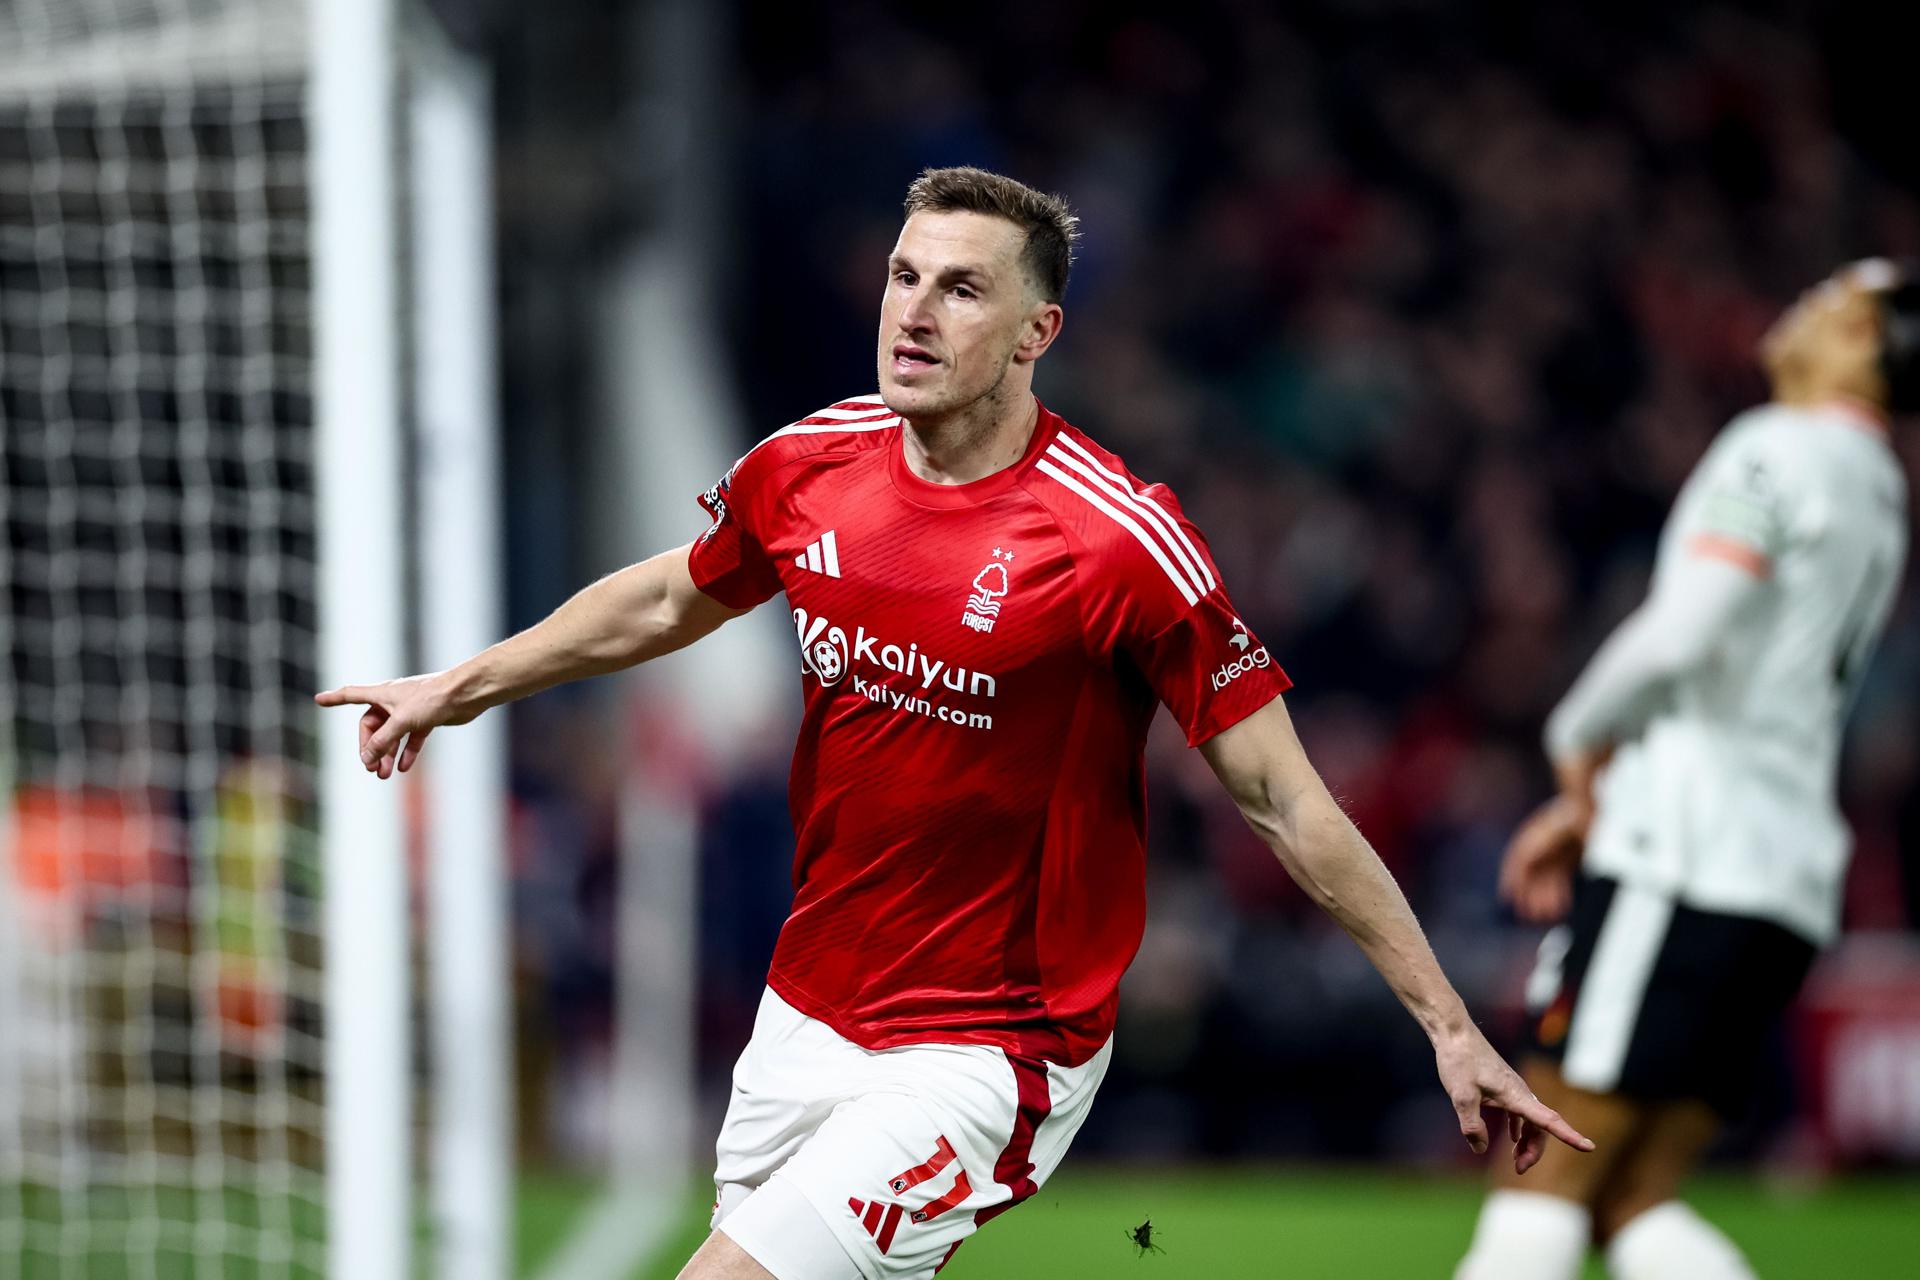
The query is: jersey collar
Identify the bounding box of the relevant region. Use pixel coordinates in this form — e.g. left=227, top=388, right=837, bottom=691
left=1821, top=396, right=1892, bottom=439
left=887, top=399, right=1061, bottom=510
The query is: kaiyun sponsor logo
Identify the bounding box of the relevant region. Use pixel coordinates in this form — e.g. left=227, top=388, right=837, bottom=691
left=851, top=674, right=994, bottom=731
left=792, top=607, right=998, bottom=699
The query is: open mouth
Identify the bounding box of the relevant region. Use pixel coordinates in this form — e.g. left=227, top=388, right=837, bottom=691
left=891, top=343, right=940, bottom=374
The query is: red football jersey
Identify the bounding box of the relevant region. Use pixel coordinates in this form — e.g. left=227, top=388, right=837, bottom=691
left=688, top=395, right=1290, bottom=1066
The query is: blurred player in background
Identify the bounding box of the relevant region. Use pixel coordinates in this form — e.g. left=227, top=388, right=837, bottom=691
left=321, top=167, right=1589, bottom=1280
left=1458, top=259, right=1920, bottom=1280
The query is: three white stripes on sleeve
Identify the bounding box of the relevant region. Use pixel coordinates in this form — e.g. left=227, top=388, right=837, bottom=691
left=1035, top=434, right=1215, bottom=606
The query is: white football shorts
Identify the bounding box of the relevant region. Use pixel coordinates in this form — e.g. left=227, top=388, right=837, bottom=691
left=711, top=986, right=1111, bottom=1280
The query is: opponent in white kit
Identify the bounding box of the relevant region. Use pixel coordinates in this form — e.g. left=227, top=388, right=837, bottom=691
left=1458, top=259, right=1920, bottom=1280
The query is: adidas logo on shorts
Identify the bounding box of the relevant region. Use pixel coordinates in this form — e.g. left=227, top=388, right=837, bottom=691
left=847, top=1135, right=975, bottom=1259
left=847, top=1197, right=905, bottom=1254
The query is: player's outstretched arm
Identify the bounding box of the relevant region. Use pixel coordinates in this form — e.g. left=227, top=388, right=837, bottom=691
left=1499, top=551, right=1765, bottom=921
left=1200, top=695, right=1596, bottom=1174
left=315, top=542, right=745, bottom=779
left=1543, top=551, right=1761, bottom=787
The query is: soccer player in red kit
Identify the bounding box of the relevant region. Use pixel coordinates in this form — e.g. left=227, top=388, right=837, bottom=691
left=319, top=167, right=1591, bottom=1279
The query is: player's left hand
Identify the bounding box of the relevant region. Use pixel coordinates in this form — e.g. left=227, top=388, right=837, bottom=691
left=1550, top=747, right=1610, bottom=819
left=1433, top=1024, right=1595, bottom=1175
left=1498, top=795, right=1586, bottom=923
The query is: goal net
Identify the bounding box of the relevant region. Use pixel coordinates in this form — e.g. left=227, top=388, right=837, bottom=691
left=0, top=2, right=507, bottom=1277
left=0, top=4, right=324, bottom=1277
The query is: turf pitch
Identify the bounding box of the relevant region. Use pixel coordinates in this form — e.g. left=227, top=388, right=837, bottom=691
left=521, top=1167, right=1920, bottom=1279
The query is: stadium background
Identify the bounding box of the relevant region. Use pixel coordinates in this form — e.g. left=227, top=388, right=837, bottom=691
left=482, top=1, right=1920, bottom=1274
left=3, top=0, right=1916, bottom=1277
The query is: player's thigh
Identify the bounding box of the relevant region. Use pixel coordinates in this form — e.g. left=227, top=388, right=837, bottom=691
left=730, top=1088, right=982, bottom=1279
left=677, top=1231, right=779, bottom=1280
left=1590, top=1097, right=1720, bottom=1242
left=713, top=988, right=871, bottom=1200
left=746, top=1042, right=1107, bottom=1279
left=1490, top=1058, right=1650, bottom=1205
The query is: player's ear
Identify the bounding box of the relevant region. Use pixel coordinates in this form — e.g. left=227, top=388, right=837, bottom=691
left=1014, top=299, right=1064, bottom=365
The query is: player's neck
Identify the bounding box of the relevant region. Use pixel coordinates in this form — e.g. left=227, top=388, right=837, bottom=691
left=1774, top=374, right=1891, bottom=428
left=900, top=388, right=1040, bottom=485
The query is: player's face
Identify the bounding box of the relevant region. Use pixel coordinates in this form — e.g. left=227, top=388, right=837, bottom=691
left=878, top=211, right=1047, bottom=420
left=1761, top=259, right=1894, bottom=392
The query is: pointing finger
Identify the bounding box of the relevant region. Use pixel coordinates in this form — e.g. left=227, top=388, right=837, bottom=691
left=315, top=686, right=372, bottom=707
left=1504, top=1091, right=1594, bottom=1153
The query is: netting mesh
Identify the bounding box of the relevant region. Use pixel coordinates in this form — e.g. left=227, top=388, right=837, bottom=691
left=0, top=16, right=326, bottom=1278
left=0, top=1, right=254, bottom=47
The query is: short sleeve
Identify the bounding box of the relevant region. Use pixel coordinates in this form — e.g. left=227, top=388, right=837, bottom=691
left=1072, top=483, right=1291, bottom=745
left=1128, top=585, right=1292, bottom=747
left=1036, top=438, right=1292, bottom=744
left=1678, top=430, right=1789, bottom=574
left=686, top=457, right=783, bottom=609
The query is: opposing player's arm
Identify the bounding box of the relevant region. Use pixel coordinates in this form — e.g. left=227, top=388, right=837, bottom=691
left=1547, top=430, right=1784, bottom=797
left=1501, top=436, right=1780, bottom=921
left=1502, top=552, right=1762, bottom=923
left=1200, top=694, right=1595, bottom=1173
left=315, top=542, right=746, bottom=779
left=1542, top=550, right=1763, bottom=793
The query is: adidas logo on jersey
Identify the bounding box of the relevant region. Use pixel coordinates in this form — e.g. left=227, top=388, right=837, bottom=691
left=793, top=530, right=843, bottom=578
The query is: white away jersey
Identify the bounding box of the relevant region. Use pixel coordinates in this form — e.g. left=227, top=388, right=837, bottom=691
left=1584, top=402, right=1908, bottom=943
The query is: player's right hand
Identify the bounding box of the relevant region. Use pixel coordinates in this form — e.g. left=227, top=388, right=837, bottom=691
left=1433, top=1021, right=1595, bottom=1174
left=1498, top=795, right=1587, bottom=924
left=313, top=672, right=468, bottom=780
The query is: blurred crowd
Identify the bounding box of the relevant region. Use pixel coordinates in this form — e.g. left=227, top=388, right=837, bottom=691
left=493, top=1, right=1920, bottom=1165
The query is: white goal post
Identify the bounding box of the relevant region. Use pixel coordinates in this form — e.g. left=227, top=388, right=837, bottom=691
left=408, top=16, right=512, bottom=1280
left=309, top=1, right=411, bottom=1277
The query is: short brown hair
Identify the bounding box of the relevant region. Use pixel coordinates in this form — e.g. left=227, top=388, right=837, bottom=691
left=903, top=166, right=1079, bottom=304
